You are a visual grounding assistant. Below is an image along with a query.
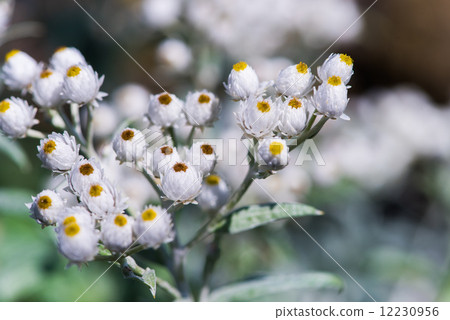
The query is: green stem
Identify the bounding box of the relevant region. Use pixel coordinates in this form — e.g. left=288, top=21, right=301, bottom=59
left=85, top=104, right=96, bottom=157
left=186, top=126, right=196, bottom=146
left=57, top=106, right=86, bottom=146
left=167, top=126, right=178, bottom=147
left=199, top=233, right=222, bottom=301
left=142, top=168, right=165, bottom=202
left=290, top=114, right=328, bottom=152
left=26, top=129, right=46, bottom=139
left=70, top=103, right=82, bottom=137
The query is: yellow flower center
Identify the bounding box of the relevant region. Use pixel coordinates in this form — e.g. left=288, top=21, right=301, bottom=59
left=161, top=146, right=173, bottom=155
left=64, top=222, right=80, bottom=237
left=89, top=185, right=103, bottom=197
left=121, top=129, right=135, bottom=141
left=63, top=216, right=76, bottom=226
left=158, top=93, right=172, bottom=105
left=269, top=141, right=284, bottom=156
left=340, top=54, right=353, bottom=66
left=40, top=70, right=53, bottom=79
left=37, top=195, right=52, bottom=209
left=233, top=61, right=247, bottom=72
left=114, top=214, right=128, bottom=227
left=79, top=163, right=94, bottom=176
left=328, top=76, right=342, bottom=86
left=0, top=100, right=10, bottom=113
left=257, top=101, right=271, bottom=113
left=288, top=97, right=302, bottom=109
left=142, top=208, right=157, bottom=221
left=198, top=94, right=211, bottom=104
left=67, top=66, right=81, bottom=77
left=43, top=140, right=56, bottom=154
left=173, top=162, right=188, bottom=172
left=296, top=62, right=308, bottom=74
left=201, top=144, right=214, bottom=155
left=5, top=49, right=20, bottom=61
left=205, top=175, right=220, bottom=186
left=55, top=46, right=67, bottom=53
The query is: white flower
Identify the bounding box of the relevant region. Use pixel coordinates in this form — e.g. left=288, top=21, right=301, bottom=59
left=113, top=84, right=149, bottom=119
left=101, top=213, right=134, bottom=252
left=197, top=174, right=230, bottom=213
left=80, top=179, right=128, bottom=220
left=133, top=205, right=174, bottom=248
left=142, top=0, right=182, bottom=29
left=37, top=131, right=79, bottom=172
left=31, top=69, right=64, bottom=108
left=157, top=39, right=192, bottom=72
left=224, top=61, right=259, bottom=100
left=317, top=53, right=354, bottom=84
left=184, top=90, right=221, bottom=127
left=256, top=137, right=289, bottom=171
left=147, top=92, right=184, bottom=128
left=0, top=0, right=13, bottom=35
left=69, top=157, right=104, bottom=195
left=56, top=206, right=95, bottom=229
left=275, top=61, right=315, bottom=97
left=312, top=75, right=349, bottom=119
left=27, top=190, right=65, bottom=227
left=62, top=64, right=107, bottom=107
left=92, top=103, right=120, bottom=138
left=112, top=128, right=146, bottom=163
left=185, top=142, right=217, bottom=176
left=235, top=96, right=280, bottom=139
left=160, top=162, right=202, bottom=203
left=151, top=145, right=181, bottom=178
left=1, top=49, right=41, bottom=91
left=0, top=97, right=38, bottom=138
left=49, top=47, right=87, bottom=73
left=278, top=97, right=308, bottom=137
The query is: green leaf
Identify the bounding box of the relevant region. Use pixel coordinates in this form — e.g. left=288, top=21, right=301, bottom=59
left=208, top=273, right=343, bottom=302
left=0, top=135, right=31, bottom=171
left=0, top=188, right=32, bottom=216
left=210, top=202, right=323, bottom=234
left=142, top=268, right=157, bottom=298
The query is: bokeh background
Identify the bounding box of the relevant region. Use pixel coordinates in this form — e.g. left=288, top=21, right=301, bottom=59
left=1, top=0, right=450, bottom=301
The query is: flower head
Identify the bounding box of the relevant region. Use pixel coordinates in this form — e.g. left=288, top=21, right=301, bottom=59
left=197, top=174, right=230, bottom=213
left=184, top=90, right=221, bottom=127
left=151, top=144, right=181, bottom=178
left=101, top=213, right=134, bottom=252
left=31, top=68, right=65, bottom=108
left=147, top=92, right=184, bottom=128
left=224, top=61, right=259, bottom=100
left=27, top=190, right=65, bottom=227
left=312, top=75, right=349, bottom=119
left=49, top=47, right=87, bottom=73
left=256, top=137, right=289, bottom=171
left=160, top=161, right=202, bottom=203
left=275, top=61, right=315, bottom=97
left=317, top=53, right=354, bottom=84
left=278, top=97, right=309, bottom=137
left=0, top=97, right=38, bottom=138
left=133, top=205, right=174, bottom=249
left=112, top=128, right=146, bottom=163
left=37, top=131, right=79, bottom=172
left=185, top=142, right=217, bottom=176
left=69, top=157, right=104, bottom=195
left=1, top=49, right=41, bottom=91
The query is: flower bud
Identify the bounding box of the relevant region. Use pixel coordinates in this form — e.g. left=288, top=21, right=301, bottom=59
left=275, top=61, right=315, bottom=97
left=27, top=190, right=65, bottom=227
left=160, top=161, right=202, bottom=203
left=49, top=47, right=87, bottom=73
left=151, top=145, right=181, bottom=178
left=184, top=90, right=220, bottom=127
left=224, top=61, right=259, bottom=100
left=1, top=49, right=41, bottom=91
left=37, top=131, right=79, bottom=172
left=112, top=128, right=146, bottom=163
left=31, top=68, right=64, bottom=108
left=185, top=142, right=217, bottom=176
left=197, top=174, right=230, bottom=213
left=278, top=97, right=308, bottom=137
left=133, top=205, right=174, bottom=249
left=147, top=92, right=184, bottom=128
left=0, top=97, right=38, bottom=138
left=101, top=213, right=134, bottom=252
left=256, top=137, right=289, bottom=171
left=69, top=157, right=104, bottom=195
left=317, top=53, right=353, bottom=85
left=312, top=75, right=349, bottom=119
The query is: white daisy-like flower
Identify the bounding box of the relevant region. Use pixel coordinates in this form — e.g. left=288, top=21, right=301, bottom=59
left=147, top=92, right=184, bottom=128
left=197, top=174, right=230, bottom=213
left=69, top=157, right=104, bottom=195
left=234, top=96, right=280, bottom=139
left=101, top=213, right=134, bottom=252
left=37, top=131, right=79, bottom=172
left=256, top=137, right=289, bottom=171
left=185, top=142, right=217, bottom=176
left=26, top=190, right=65, bottom=227
left=62, top=64, right=107, bottom=107
left=317, top=53, right=354, bottom=85
left=112, top=128, right=146, bottom=163
left=275, top=61, right=315, bottom=97
left=184, top=90, right=221, bottom=127
left=31, top=68, right=64, bottom=109
left=160, top=162, right=202, bottom=203
left=312, top=75, right=349, bottom=119
left=49, top=46, right=87, bottom=73
left=156, top=39, right=192, bottom=72
left=224, top=61, right=259, bottom=100
left=151, top=145, right=181, bottom=178
left=133, top=205, right=174, bottom=249
left=113, top=83, right=150, bottom=119
left=56, top=206, right=95, bottom=230
left=0, top=97, right=38, bottom=138
left=1, top=49, right=41, bottom=91
left=278, top=96, right=308, bottom=137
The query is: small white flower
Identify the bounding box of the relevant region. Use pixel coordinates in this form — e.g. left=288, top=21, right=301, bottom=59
left=157, top=39, right=192, bottom=72
left=69, top=157, right=104, bottom=195
left=275, top=61, right=315, bottom=97
left=142, top=0, right=182, bottom=29
left=151, top=145, right=181, bottom=178
left=112, top=128, right=146, bottom=163
left=56, top=206, right=95, bottom=229
left=0, top=97, right=38, bottom=138
left=278, top=97, right=308, bottom=137
left=312, top=75, right=349, bottom=119
left=317, top=53, right=354, bottom=84
left=197, top=174, right=230, bottom=213
left=147, top=92, right=184, bottom=128
left=184, top=90, right=221, bottom=127
left=185, top=142, right=217, bottom=176
left=256, top=137, right=289, bottom=171
left=31, top=69, right=64, bottom=108
left=224, top=61, right=259, bottom=100
left=62, top=64, right=107, bottom=107
left=27, top=190, right=65, bottom=227
left=37, top=131, right=79, bottom=172
left=1, top=49, right=41, bottom=91
left=101, top=213, right=134, bottom=252
left=49, top=47, right=87, bottom=73
left=113, top=84, right=150, bottom=119
left=234, top=96, right=280, bottom=139
left=160, top=162, right=202, bottom=203
left=133, top=205, right=174, bottom=249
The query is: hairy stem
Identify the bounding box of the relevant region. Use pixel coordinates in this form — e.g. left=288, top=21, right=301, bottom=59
left=186, top=126, right=196, bottom=146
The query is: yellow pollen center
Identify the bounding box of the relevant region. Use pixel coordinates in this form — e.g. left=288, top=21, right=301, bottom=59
left=0, top=100, right=10, bottom=113
left=142, top=209, right=157, bottom=221
left=63, top=216, right=76, bottom=226
left=328, top=76, right=342, bottom=86
left=340, top=54, right=353, bottom=66
left=257, top=101, right=271, bottom=113
left=198, top=94, right=211, bottom=104
left=89, top=185, right=103, bottom=197
left=67, top=66, right=81, bottom=77
left=269, top=141, right=284, bottom=156
left=37, top=196, right=52, bottom=209
left=288, top=98, right=302, bottom=109
left=205, top=175, right=220, bottom=185
left=114, top=215, right=128, bottom=227
left=64, top=223, right=80, bottom=237
left=158, top=94, right=172, bottom=105
left=43, top=140, right=56, bottom=154
left=233, top=61, right=247, bottom=72
left=201, top=144, right=214, bottom=155
left=79, top=163, right=94, bottom=176
left=296, top=62, right=308, bottom=74
left=121, top=129, right=135, bottom=141
left=173, top=162, right=188, bottom=172
left=40, top=70, right=53, bottom=79
left=5, top=50, right=20, bottom=61
left=55, top=46, right=67, bottom=53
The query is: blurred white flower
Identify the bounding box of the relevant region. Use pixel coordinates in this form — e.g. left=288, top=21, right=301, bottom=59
left=112, top=83, right=149, bottom=119
left=317, top=53, right=354, bottom=85
left=31, top=69, right=64, bottom=108
left=133, top=205, right=174, bottom=248
left=27, top=190, right=65, bottom=227
left=0, top=0, right=13, bottom=36
left=37, top=131, right=79, bottom=172
left=92, top=103, right=120, bottom=139
left=278, top=96, right=308, bottom=137
left=275, top=62, right=315, bottom=97
left=185, top=142, right=217, bottom=176
left=160, top=161, right=202, bottom=203
left=256, top=137, right=289, bottom=171
left=112, top=127, right=146, bottom=163
left=197, top=174, right=230, bottom=213
left=101, top=213, right=134, bottom=252
left=312, top=76, right=349, bottom=119
left=224, top=61, right=259, bottom=100
left=49, top=47, right=87, bottom=73
left=1, top=49, right=41, bottom=91
left=0, top=97, right=37, bottom=138
left=157, top=39, right=192, bottom=72
left=184, top=90, right=220, bottom=127
left=147, top=92, right=184, bottom=128
left=142, top=0, right=182, bottom=29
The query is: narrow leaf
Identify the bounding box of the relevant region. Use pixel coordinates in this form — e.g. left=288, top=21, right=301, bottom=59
left=142, top=268, right=157, bottom=298
left=0, top=135, right=31, bottom=171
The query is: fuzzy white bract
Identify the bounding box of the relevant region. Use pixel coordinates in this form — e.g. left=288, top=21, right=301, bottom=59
left=112, top=128, right=146, bottom=163
left=151, top=145, right=181, bottom=178
left=197, top=174, right=230, bottom=213
left=27, top=190, right=65, bottom=227
left=49, top=47, right=87, bottom=73
left=185, top=142, right=217, bottom=176
left=37, top=131, right=79, bottom=172
left=0, top=97, right=38, bottom=138
left=147, top=92, right=184, bottom=128
left=278, top=97, right=308, bottom=137
left=224, top=61, right=259, bottom=100
left=160, top=162, right=202, bottom=203
left=101, top=213, right=134, bottom=252
left=275, top=62, right=315, bottom=97
left=56, top=206, right=95, bottom=229
left=256, top=137, right=289, bottom=171
left=184, top=90, right=221, bottom=127
left=1, top=50, right=41, bottom=91
left=69, top=158, right=104, bottom=195
left=133, top=205, right=174, bottom=248
left=317, top=53, right=354, bottom=85
left=312, top=75, right=349, bottom=119
left=31, top=69, right=65, bottom=108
